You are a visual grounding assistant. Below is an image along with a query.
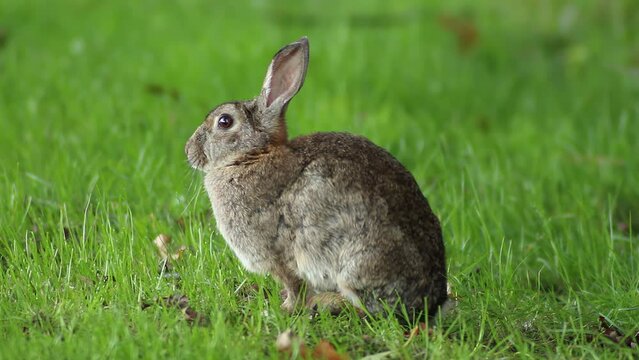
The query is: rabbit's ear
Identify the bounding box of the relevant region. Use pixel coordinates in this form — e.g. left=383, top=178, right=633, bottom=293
left=260, top=37, right=309, bottom=111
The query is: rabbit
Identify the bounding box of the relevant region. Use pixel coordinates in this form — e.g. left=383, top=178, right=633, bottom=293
left=185, top=37, right=447, bottom=320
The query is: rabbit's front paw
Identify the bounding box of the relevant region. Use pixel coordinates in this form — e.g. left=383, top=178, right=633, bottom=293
left=280, top=290, right=299, bottom=313
left=306, top=292, right=349, bottom=315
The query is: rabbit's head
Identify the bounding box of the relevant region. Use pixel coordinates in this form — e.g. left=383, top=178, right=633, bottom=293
left=186, top=37, right=309, bottom=171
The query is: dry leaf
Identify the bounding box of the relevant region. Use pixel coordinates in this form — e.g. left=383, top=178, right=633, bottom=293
left=276, top=330, right=309, bottom=358
left=599, top=315, right=637, bottom=348
left=142, top=294, right=210, bottom=327
left=153, top=233, right=187, bottom=275
left=176, top=217, right=186, bottom=231
left=144, top=83, right=181, bottom=100
left=275, top=329, right=296, bottom=351
left=171, top=245, right=187, bottom=261
left=438, top=14, right=479, bottom=53
left=235, top=282, right=264, bottom=302
left=403, top=322, right=433, bottom=344
left=154, top=234, right=171, bottom=259
left=276, top=330, right=348, bottom=360
left=312, top=340, right=348, bottom=360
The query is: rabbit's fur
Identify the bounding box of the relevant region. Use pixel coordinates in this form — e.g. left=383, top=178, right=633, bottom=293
left=186, top=37, right=447, bottom=319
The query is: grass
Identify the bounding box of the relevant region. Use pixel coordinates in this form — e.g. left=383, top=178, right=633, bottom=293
left=1, top=0, right=638, bottom=358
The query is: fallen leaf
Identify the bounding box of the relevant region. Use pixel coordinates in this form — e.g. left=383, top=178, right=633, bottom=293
left=142, top=294, right=210, bottom=327
left=153, top=234, right=186, bottom=260
left=144, top=83, right=180, bottom=101
left=153, top=233, right=187, bottom=275
left=275, top=329, right=295, bottom=351
left=176, top=217, right=186, bottom=231
left=276, top=330, right=349, bottom=359
left=276, top=330, right=309, bottom=358
left=235, top=281, right=264, bottom=302
left=312, top=340, right=349, bottom=360
left=438, top=14, right=479, bottom=53
left=172, top=245, right=187, bottom=260
left=153, top=234, right=171, bottom=259
left=183, top=306, right=208, bottom=326
left=161, top=294, right=190, bottom=309
left=598, top=315, right=638, bottom=348
left=403, top=322, right=433, bottom=344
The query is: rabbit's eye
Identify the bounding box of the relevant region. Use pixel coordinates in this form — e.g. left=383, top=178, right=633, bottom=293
left=217, top=114, right=234, bottom=129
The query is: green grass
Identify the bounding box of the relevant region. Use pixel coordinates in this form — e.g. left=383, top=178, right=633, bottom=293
left=1, top=0, right=638, bottom=358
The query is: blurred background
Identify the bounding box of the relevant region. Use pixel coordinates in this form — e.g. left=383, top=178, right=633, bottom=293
left=2, top=0, right=639, bottom=273
left=2, top=0, right=638, bottom=274
left=1, top=0, right=639, bottom=356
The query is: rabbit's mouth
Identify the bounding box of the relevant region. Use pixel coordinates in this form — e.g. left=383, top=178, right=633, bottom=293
left=186, top=151, right=207, bottom=170
left=185, top=132, right=208, bottom=171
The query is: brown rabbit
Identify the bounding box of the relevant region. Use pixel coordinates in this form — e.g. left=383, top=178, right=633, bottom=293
left=185, top=37, right=447, bottom=319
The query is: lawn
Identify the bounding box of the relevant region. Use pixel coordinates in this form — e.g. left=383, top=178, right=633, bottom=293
left=1, top=0, right=638, bottom=358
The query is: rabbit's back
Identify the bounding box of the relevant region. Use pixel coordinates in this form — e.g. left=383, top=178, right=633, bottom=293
left=284, top=132, right=447, bottom=314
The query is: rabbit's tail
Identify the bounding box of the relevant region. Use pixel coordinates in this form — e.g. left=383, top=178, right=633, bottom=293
left=356, top=276, right=448, bottom=324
